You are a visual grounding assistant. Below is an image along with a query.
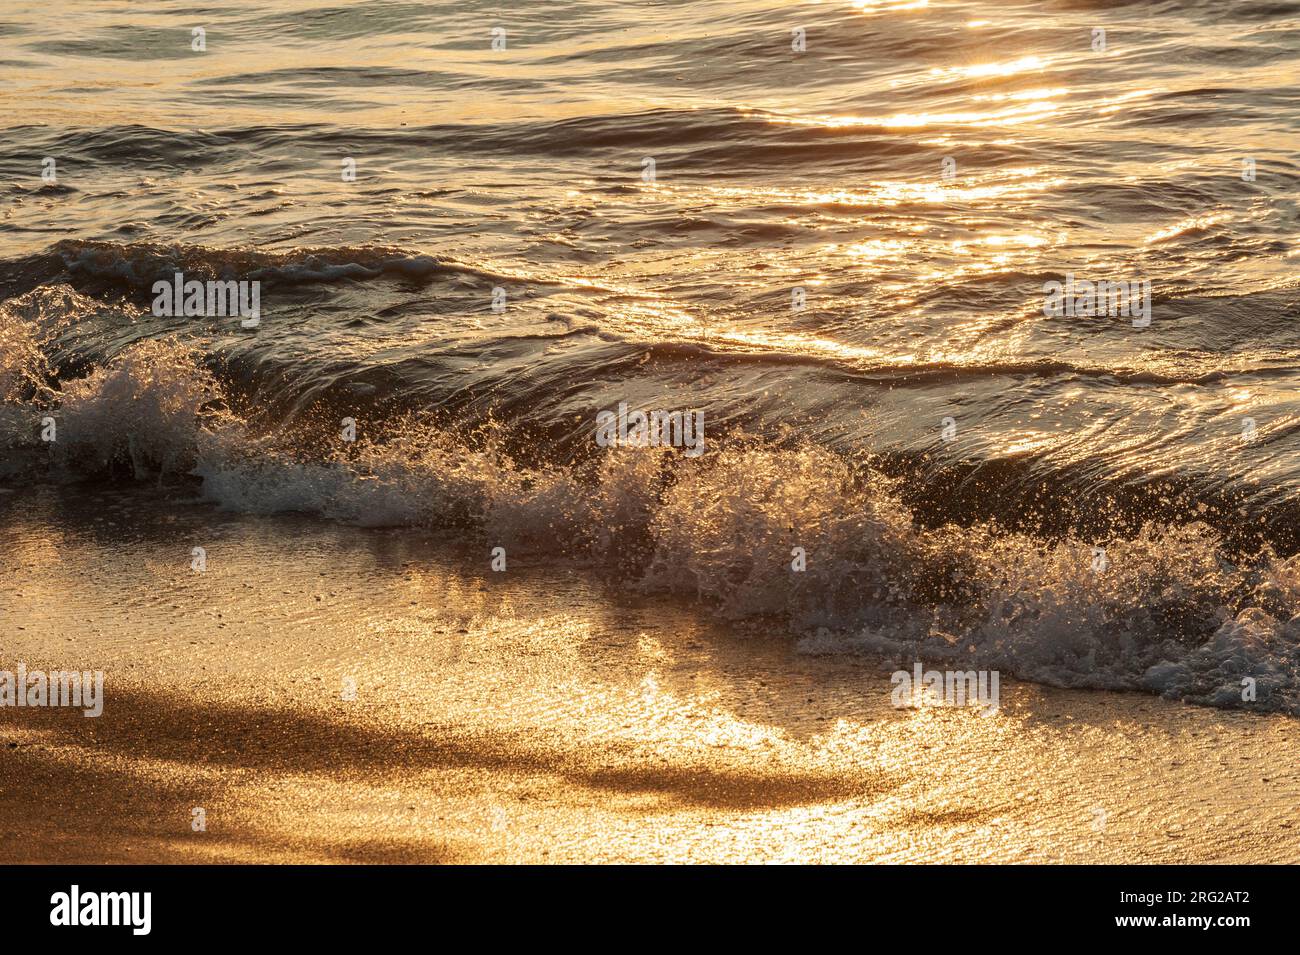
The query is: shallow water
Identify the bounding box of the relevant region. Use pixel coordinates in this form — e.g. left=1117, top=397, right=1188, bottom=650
left=3, top=482, right=1297, bottom=863
left=2, top=1, right=1300, bottom=712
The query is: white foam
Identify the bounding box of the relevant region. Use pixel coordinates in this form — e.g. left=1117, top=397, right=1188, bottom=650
left=2, top=317, right=1297, bottom=713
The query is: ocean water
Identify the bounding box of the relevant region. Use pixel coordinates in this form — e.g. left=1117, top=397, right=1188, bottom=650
left=2, top=0, right=1300, bottom=710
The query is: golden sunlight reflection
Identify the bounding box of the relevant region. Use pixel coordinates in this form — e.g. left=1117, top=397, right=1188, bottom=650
left=1095, top=88, right=1160, bottom=114
left=766, top=100, right=1059, bottom=129
left=998, top=431, right=1059, bottom=456
left=650, top=168, right=1065, bottom=207
left=850, top=0, right=929, bottom=10
left=954, top=234, right=1048, bottom=250
left=971, top=88, right=1070, bottom=104
left=1144, top=211, right=1234, bottom=244
left=614, top=292, right=1039, bottom=373
left=841, top=238, right=912, bottom=261
left=929, top=55, right=1045, bottom=81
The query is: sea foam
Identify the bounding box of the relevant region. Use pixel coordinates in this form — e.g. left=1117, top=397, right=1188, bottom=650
left=1, top=300, right=1298, bottom=714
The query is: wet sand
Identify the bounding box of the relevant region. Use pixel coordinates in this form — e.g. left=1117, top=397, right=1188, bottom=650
left=1, top=483, right=1297, bottom=864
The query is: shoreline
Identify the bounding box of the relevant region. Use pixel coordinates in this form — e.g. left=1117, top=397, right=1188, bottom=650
left=1, top=484, right=1297, bottom=863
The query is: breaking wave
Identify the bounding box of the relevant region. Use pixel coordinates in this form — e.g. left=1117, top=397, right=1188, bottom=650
left=2, top=295, right=1297, bottom=715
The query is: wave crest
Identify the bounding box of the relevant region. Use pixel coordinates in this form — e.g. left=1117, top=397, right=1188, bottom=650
left=2, top=322, right=1298, bottom=713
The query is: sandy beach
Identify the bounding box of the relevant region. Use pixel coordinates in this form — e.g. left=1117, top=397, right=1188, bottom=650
left=0, top=482, right=1295, bottom=864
